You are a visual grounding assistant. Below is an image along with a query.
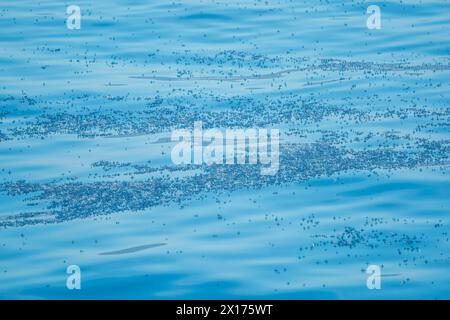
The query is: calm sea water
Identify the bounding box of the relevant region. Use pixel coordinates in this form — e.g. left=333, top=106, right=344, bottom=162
left=0, top=0, right=449, bottom=299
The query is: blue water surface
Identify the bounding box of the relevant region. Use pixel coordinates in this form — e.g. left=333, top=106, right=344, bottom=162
left=0, top=0, right=449, bottom=299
